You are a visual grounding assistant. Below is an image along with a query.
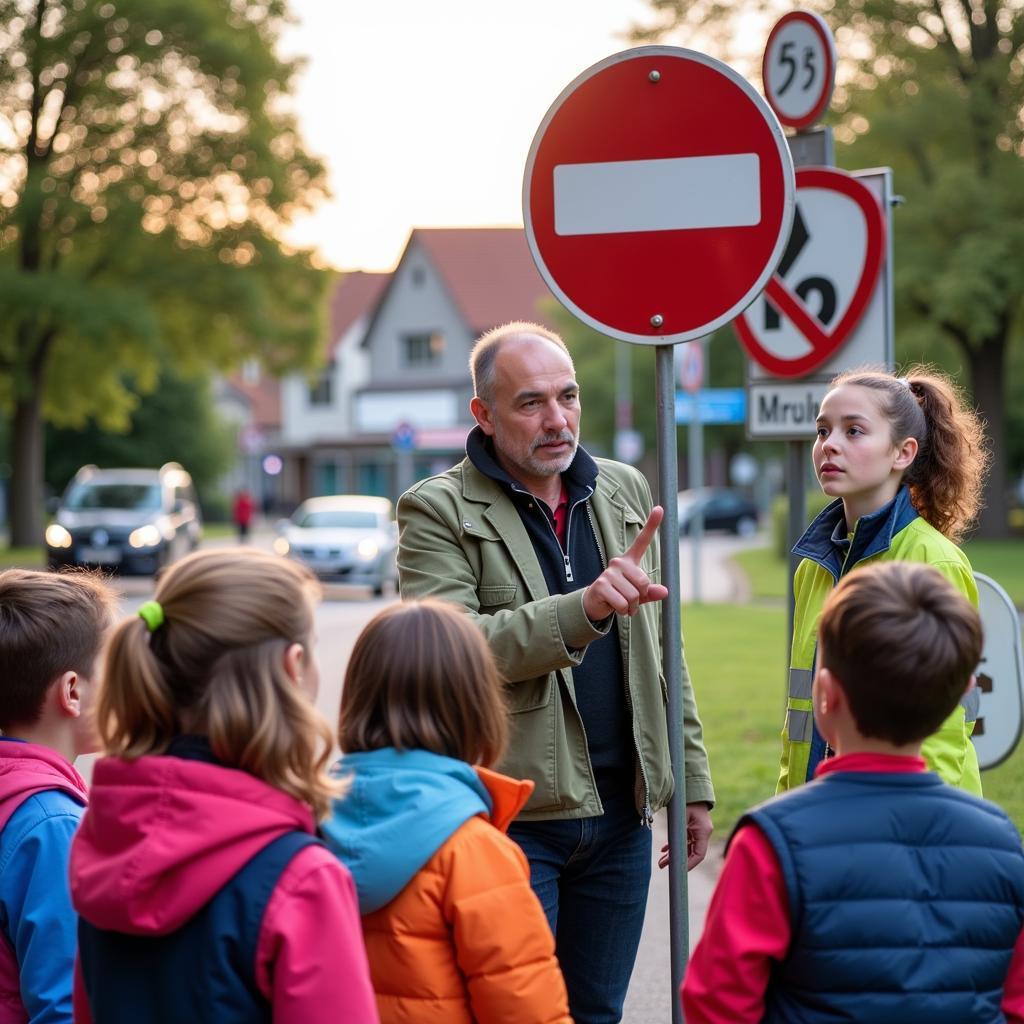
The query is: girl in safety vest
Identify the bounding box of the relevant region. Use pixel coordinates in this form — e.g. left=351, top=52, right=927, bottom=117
left=776, top=365, right=990, bottom=794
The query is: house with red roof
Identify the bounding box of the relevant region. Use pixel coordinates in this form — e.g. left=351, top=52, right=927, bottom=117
left=277, top=227, right=556, bottom=505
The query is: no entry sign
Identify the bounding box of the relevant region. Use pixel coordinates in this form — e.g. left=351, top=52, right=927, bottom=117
left=736, top=167, right=885, bottom=378
left=523, top=46, right=795, bottom=345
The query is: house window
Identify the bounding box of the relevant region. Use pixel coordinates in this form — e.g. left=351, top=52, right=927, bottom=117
left=403, top=331, right=445, bottom=367
left=308, top=361, right=335, bottom=406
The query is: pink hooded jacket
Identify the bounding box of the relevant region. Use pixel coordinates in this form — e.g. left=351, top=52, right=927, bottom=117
left=0, top=741, right=88, bottom=1024
left=69, top=752, right=378, bottom=1024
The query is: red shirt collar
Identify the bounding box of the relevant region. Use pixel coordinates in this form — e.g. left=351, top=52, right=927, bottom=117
left=551, top=484, right=570, bottom=546
left=814, top=752, right=927, bottom=777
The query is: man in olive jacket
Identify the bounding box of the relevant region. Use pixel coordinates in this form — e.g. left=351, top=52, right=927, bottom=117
left=397, top=322, right=714, bottom=1024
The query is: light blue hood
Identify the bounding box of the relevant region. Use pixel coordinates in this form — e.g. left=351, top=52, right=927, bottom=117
left=323, top=747, right=492, bottom=914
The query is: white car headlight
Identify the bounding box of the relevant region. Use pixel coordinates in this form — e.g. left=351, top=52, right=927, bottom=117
left=129, top=524, right=162, bottom=549
left=45, top=524, right=73, bottom=549
left=356, top=539, right=379, bottom=561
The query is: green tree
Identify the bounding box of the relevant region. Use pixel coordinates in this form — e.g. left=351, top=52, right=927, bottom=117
left=44, top=366, right=235, bottom=502
left=0, top=0, right=329, bottom=545
left=632, top=0, right=1024, bottom=536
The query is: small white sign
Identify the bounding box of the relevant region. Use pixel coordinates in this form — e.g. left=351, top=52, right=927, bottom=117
left=747, top=380, right=828, bottom=437
left=973, top=573, right=1024, bottom=771
left=763, top=11, right=836, bottom=130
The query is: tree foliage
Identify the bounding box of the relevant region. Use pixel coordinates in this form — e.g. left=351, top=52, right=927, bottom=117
left=0, top=0, right=330, bottom=543
left=44, top=366, right=235, bottom=504
left=631, top=0, right=1024, bottom=535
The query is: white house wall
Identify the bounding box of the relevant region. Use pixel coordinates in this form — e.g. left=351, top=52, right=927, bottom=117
left=280, top=315, right=370, bottom=445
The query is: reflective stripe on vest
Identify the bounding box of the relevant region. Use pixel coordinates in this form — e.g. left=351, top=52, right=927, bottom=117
left=787, top=709, right=813, bottom=743
left=788, top=668, right=813, bottom=701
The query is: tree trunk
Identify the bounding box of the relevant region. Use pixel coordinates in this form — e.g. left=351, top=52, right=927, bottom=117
left=966, top=335, right=1009, bottom=539
left=9, top=388, right=45, bottom=548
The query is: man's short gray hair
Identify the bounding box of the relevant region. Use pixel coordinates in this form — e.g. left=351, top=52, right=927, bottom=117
left=470, top=321, right=571, bottom=404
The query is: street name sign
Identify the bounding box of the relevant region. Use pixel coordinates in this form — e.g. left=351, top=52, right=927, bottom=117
left=762, top=11, right=837, bottom=130
left=745, top=168, right=894, bottom=439
left=674, top=388, right=746, bottom=425
left=523, top=46, right=795, bottom=345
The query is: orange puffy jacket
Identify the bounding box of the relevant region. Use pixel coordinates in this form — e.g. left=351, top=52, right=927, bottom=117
left=361, top=766, right=571, bottom=1024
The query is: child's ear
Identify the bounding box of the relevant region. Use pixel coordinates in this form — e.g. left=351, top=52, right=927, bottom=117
left=815, top=667, right=843, bottom=718
left=282, top=642, right=305, bottom=688
left=893, top=435, right=918, bottom=472
left=55, top=671, right=82, bottom=719
left=963, top=674, right=977, bottom=696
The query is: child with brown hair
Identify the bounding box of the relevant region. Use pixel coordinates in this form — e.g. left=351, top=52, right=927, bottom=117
left=778, top=364, right=991, bottom=794
left=324, top=598, right=571, bottom=1024
left=69, top=548, right=378, bottom=1024
left=686, top=562, right=1024, bottom=1023
left=0, top=569, right=115, bottom=1024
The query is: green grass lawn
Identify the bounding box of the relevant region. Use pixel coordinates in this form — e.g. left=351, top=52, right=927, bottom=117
left=0, top=547, right=44, bottom=569
left=685, top=603, right=1024, bottom=838
left=733, top=537, right=1024, bottom=607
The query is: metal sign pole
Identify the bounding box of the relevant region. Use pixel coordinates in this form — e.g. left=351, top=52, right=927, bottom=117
left=657, top=344, right=688, bottom=1023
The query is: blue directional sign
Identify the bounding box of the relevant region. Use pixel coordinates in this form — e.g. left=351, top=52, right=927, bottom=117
left=675, top=388, right=746, bottom=425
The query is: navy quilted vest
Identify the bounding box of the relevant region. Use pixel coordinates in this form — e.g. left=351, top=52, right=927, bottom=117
left=78, top=831, right=317, bottom=1024
left=739, top=771, right=1024, bottom=1024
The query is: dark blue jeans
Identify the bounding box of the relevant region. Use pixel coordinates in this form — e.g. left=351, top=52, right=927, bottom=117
left=507, top=792, right=652, bottom=1024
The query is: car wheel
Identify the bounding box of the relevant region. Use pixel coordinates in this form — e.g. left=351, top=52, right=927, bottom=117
left=735, top=516, right=757, bottom=538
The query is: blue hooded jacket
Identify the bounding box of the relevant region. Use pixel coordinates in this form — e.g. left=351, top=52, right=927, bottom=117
left=323, top=748, right=492, bottom=914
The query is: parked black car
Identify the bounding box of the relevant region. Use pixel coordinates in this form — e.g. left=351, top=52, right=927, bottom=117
left=46, top=463, right=202, bottom=574
left=677, top=487, right=759, bottom=536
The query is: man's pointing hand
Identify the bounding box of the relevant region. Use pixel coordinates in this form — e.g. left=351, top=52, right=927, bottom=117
left=582, top=505, right=669, bottom=621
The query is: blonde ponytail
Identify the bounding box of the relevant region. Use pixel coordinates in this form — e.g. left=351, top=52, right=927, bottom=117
left=98, top=549, right=344, bottom=818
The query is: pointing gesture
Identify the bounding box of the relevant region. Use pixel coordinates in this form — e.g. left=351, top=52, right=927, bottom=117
left=582, top=506, right=669, bottom=622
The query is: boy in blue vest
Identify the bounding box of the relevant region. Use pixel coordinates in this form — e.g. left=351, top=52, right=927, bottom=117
left=683, top=561, right=1024, bottom=1023
left=0, top=569, right=115, bottom=1024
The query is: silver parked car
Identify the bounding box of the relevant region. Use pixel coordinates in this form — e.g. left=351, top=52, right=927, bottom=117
left=274, top=495, right=398, bottom=596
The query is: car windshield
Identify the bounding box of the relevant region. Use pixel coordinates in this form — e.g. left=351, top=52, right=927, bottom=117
left=64, top=482, right=162, bottom=511
left=296, top=510, right=380, bottom=530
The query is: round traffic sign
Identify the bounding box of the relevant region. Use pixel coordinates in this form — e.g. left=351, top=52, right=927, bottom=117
left=523, top=46, right=795, bottom=346
left=762, top=12, right=836, bottom=130
left=735, top=167, right=885, bottom=379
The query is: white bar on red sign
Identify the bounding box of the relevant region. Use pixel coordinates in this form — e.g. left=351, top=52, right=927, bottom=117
left=553, top=154, right=761, bottom=236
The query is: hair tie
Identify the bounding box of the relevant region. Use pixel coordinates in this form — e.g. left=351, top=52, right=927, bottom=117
left=138, top=600, right=165, bottom=632
left=896, top=377, right=910, bottom=388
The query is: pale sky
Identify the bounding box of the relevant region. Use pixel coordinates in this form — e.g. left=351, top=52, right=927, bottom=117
left=278, top=0, right=667, bottom=272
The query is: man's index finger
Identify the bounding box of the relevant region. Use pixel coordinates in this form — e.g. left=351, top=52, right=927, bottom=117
left=625, top=505, right=664, bottom=563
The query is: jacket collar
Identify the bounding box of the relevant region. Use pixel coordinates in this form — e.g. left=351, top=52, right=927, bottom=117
left=792, top=485, right=920, bottom=580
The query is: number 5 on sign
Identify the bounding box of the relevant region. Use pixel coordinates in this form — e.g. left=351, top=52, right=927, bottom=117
left=763, top=11, right=836, bottom=131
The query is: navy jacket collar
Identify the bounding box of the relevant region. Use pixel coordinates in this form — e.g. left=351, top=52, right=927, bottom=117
left=792, top=486, right=919, bottom=580
left=465, top=424, right=598, bottom=502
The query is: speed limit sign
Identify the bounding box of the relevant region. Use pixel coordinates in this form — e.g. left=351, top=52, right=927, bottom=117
left=762, top=11, right=836, bottom=130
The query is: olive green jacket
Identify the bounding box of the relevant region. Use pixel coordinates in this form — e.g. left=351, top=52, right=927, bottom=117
left=397, top=454, right=714, bottom=821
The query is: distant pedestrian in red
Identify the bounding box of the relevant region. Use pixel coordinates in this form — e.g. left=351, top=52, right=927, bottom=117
left=232, top=489, right=255, bottom=543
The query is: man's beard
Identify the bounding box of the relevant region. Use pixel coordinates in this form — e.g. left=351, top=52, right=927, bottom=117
left=495, top=425, right=578, bottom=479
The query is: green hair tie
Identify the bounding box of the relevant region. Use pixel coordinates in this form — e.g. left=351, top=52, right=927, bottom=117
left=138, top=600, right=165, bottom=632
